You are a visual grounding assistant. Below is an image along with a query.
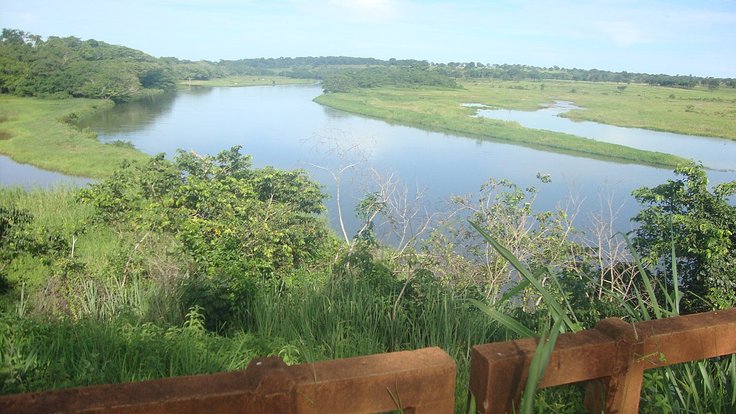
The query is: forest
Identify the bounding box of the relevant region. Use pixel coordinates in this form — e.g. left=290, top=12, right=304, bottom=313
left=2, top=28, right=734, bottom=101
left=1, top=29, right=736, bottom=412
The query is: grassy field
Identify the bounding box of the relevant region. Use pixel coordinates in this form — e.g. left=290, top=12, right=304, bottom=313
left=181, top=76, right=316, bottom=87
left=0, top=96, right=148, bottom=178
left=314, top=79, right=736, bottom=167
left=458, top=79, right=736, bottom=140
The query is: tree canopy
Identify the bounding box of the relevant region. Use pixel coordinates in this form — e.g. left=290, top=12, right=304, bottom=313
left=0, top=29, right=176, bottom=101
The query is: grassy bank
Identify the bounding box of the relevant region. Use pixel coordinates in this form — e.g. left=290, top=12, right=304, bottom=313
left=315, top=85, right=692, bottom=168
left=180, top=76, right=315, bottom=87
left=472, top=81, right=736, bottom=139
left=0, top=77, right=314, bottom=178
left=0, top=96, right=148, bottom=178
left=458, top=79, right=736, bottom=140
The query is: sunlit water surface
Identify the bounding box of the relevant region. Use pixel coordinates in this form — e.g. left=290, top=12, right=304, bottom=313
left=4, top=85, right=734, bottom=236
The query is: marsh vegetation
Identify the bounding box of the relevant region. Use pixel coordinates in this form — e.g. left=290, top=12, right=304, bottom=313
left=2, top=29, right=736, bottom=412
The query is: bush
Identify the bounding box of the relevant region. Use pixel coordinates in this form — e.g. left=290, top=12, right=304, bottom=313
left=79, top=146, right=336, bottom=330
left=632, top=164, right=736, bottom=311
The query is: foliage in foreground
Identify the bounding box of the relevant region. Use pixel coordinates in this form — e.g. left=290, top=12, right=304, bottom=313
left=473, top=219, right=736, bottom=414
left=77, top=146, right=335, bottom=330
left=632, top=164, right=736, bottom=311
left=1, top=158, right=734, bottom=412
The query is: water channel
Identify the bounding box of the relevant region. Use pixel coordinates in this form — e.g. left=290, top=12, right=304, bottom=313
left=0, top=155, right=93, bottom=189
left=473, top=101, right=736, bottom=172
left=4, top=85, right=735, bottom=236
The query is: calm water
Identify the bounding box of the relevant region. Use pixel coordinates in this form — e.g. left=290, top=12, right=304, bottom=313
left=0, top=155, right=93, bottom=189
left=474, top=101, right=736, bottom=172
left=6, top=85, right=735, bottom=235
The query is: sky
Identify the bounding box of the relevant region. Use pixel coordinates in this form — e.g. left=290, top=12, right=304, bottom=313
left=1, top=0, right=735, bottom=77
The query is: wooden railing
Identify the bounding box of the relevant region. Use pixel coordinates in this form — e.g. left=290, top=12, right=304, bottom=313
left=0, top=347, right=456, bottom=414
left=1, top=309, right=734, bottom=413
left=470, top=307, right=736, bottom=413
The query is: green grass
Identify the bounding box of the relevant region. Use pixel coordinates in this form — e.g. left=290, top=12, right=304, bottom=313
left=0, top=311, right=265, bottom=394
left=249, top=275, right=500, bottom=409
left=2, top=227, right=733, bottom=412
left=180, top=76, right=315, bottom=87
left=315, top=79, right=736, bottom=167
left=456, top=79, right=736, bottom=140
left=0, top=187, right=121, bottom=305
left=0, top=96, right=148, bottom=178
left=0, top=269, right=501, bottom=412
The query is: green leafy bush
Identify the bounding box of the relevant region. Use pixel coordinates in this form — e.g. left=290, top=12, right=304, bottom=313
left=632, top=164, right=736, bottom=311
left=79, top=146, right=336, bottom=329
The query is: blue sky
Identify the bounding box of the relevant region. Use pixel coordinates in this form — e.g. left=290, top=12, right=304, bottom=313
left=1, top=0, right=734, bottom=77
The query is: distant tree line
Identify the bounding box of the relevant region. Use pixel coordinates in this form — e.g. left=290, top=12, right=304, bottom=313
left=2, top=28, right=733, bottom=102
left=320, top=66, right=458, bottom=93
left=434, top=63, right=735, bottom=89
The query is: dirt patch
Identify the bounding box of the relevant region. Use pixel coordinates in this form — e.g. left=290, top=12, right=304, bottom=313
left=0, top=130, right=13, bottom=140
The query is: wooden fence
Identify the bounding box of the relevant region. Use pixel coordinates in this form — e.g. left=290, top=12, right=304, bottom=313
left=1, top=308, right=734, bottom=413
left=0, top=347, right=456, bottom=414
left=470, top=307, right=736, bottom=413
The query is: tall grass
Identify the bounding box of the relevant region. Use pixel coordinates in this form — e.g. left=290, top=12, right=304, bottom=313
left=2, top=244, right=733, bottom=412
left=470, top=223, right=735, bottom=413
left=2, top=187, right=733, bottom=412
left=249, top=274, right=500, bottom=409
left=0, top=308, right=262, bottom=394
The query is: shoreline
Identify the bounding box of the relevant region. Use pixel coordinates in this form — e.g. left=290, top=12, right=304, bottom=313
left=314, top=92, right=691, bottom=169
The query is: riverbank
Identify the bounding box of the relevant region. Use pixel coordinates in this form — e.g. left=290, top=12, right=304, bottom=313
left=456, top=79, right=736, bottom=140
left=0, top=96, right=148, bottom=178
left=314, top=84, right=693, bottom=168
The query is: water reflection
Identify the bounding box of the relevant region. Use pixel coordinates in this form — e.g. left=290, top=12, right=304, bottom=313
left=75, top=90, right=184, bottom=135
left=20, top=85, right=735, bottom=235
left=321, top=105, right=358, bottom=120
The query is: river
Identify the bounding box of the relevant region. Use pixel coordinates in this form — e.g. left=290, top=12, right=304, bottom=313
left=5, top=85, right=735, bottom=236
left=472, top=101, right=736, bottom=172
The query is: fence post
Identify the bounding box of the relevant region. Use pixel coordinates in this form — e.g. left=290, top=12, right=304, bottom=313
left=584, top=318, right=647, bottom=414
left=245, top=356, right=298, bottom=413
left=469, top=309, right=736, bottom=414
